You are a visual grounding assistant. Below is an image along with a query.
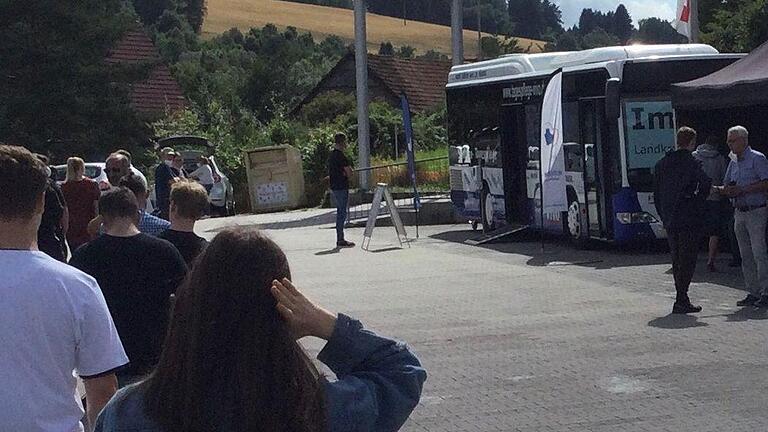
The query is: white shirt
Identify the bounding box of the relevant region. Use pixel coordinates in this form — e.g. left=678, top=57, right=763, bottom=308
left=0, top=250, right=128, bottom=432
left=189, top=164, right=214, bottom=185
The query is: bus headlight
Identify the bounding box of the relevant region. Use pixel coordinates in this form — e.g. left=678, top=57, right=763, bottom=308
left=616, top=212, right=659, bottom=224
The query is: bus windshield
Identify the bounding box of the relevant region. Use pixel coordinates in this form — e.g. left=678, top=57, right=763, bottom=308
left=623, top=99, right=676, bottom=191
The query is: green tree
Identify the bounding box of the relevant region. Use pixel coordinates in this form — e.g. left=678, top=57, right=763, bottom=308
left=378, top=41, right=395, bottom=56
left=637, top=17, right=687, bottom=44
left=396, top=45, right=416, bottom=59
left=0, top=0, right=149, bottom=160
left=703, top=0, right=768, bottom=52
left=581, top=27, right=621, bottom=49
left=612, top=4, right=634, bottom=44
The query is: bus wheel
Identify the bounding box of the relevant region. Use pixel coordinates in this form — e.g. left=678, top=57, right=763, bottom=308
left=482, top=185, right=496, bottom=232
left=566, top=195, right=587, bottom=248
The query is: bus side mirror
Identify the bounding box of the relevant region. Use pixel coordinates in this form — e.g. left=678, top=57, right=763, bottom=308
left=605, top=78, right=621, bottom=120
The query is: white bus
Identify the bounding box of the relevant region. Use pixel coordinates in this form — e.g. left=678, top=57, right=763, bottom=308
left=447, top=44, right=741, bottom=245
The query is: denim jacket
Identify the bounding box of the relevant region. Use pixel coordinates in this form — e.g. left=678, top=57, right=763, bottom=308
left=94, top=314, right=427, bottom=432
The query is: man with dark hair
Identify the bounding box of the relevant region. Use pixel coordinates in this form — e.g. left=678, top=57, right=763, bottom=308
left=654, top=127, right=711, bottom=314
left=0, top=145, right=127, bottom=431
left=328, top=132, right=355, bottom=248
left=119, top=174, right=170, bottom=236
left=70, top=187, right=187, bottom=386
left=159, top=180, right=209, bottom=265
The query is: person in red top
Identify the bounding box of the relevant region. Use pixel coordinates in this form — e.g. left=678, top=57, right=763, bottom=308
left=61, top=157, right=101, bottom=252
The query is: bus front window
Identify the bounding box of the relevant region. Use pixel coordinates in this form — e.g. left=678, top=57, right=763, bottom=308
left=623, top=99, right=676, bottom=191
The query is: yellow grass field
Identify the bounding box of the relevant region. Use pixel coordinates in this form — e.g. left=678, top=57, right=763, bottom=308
left=203, top=0, right=545, bottom=57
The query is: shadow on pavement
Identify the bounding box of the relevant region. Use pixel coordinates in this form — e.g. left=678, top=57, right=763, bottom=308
left=648, top=313, right=709, bottom=329
left=366, top=247, right=404, bottom=254
left=429, top=229, right=669, bottom=270
left=724, top=307, right=768, bottom=322
left=315, top=247, right=342, bottom=256
left=204, top=210, right=337, bottom=233
left=429, top=228, right=745, bottom=290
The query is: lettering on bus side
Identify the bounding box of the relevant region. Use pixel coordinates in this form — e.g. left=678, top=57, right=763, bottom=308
left=631, top=107, right=674, bottom=130
left=502, top=84, right=544, bottom=101
left=624, top=100, right=676, bottom=169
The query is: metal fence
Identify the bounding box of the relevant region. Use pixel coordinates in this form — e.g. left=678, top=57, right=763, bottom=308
left=345, top=156, right=449, bottom=222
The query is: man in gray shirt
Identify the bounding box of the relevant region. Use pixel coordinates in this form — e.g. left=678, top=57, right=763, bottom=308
left=718, top=126, right=768, bottom=307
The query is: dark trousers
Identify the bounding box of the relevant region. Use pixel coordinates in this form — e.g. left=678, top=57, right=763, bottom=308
left=667, top=229, right=701, bottom=303
left=331, top=189, right=349, bottom=242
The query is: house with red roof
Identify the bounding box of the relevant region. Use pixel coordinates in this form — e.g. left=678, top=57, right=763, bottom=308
left=290, top=52, right=452, bottom=116
left=106, top=27, right=187, bottom=116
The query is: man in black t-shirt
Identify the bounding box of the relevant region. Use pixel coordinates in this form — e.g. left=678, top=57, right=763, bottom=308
left=159, top=180, right=209, bottom=265
left=328, top=132, right=355, bottom=247
left=70, top=187, right=187, bottom=386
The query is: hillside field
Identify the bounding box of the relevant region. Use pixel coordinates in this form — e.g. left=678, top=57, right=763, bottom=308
left=203, top=0, right=545, bottom=57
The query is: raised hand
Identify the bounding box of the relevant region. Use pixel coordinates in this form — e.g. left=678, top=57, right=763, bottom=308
left=271, top=278, right=337, bottom=340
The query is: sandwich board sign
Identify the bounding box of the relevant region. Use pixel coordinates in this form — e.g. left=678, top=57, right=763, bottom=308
left=362, top=183, right=409, bottom=250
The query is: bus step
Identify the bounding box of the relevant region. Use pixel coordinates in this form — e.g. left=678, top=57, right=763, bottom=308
left=465, top=224, right=530, bottom=246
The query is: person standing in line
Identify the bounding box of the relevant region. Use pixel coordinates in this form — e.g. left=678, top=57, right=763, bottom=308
left=93, top=229, right=426, bottom=432
left=113, top=149, right=148, bottom=190
left=158, top=181, right=209, bottom=265
left=119, top=174, right=171, bottom=236
left=105, top=153, right=131, bottom=187
left=188, top=155, right=215, bottom=194
left=0, top=145, right=127, bottom=431
left=35, top=153, right=69, bottom=261
left=716, top=126, right=768, bottom=308
left=70, top=187, right=187, bottom=387
left=172, top=153, right=187, bottom=178
left=154, top=147, right=180, bottom=220
left=692, top=135, right=730, bottom=272
left=654, top=127, right=711, bottom=314
left=61, top=157, right=101, bottom=252
left=328, top=132, right=355, bottom=248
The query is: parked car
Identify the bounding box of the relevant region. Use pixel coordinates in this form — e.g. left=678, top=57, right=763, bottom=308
left=52, top=162, right=154, bottom=213
left=154, top=135, right=236, bottom=217
left=179, top=150, right=235, bottom=216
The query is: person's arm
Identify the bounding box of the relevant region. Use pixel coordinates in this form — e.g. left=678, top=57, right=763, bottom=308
left=271, top=279, right=426, bottom=432
left=61, top=205, right=70, bottom=237
left=728, top=156, right=768, bottom=196
left=86, top=215, right=103, bottom=239
left=653, top=161, right=664, bottom=222
left=74, top=279, right=128, bottom=430
left=83, top=374, right=118, bottom=430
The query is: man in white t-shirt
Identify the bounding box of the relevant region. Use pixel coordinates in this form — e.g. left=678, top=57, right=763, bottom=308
left=0, top=145, right=128, bottom=432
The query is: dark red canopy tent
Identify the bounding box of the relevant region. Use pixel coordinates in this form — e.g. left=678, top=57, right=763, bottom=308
left=672, top=42, right=768, bottom=151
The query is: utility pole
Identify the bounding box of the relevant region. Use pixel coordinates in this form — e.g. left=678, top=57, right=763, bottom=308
left=354, top=0, right=371, bottom=190
left=476, top=0, right=482, bottom=60
left=690, top=0, right=700, bottom=43
left=451, top=0, right=464, bottom=65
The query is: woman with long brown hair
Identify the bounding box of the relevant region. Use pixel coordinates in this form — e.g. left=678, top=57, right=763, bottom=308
left=94, top=228, right=426, bottom=432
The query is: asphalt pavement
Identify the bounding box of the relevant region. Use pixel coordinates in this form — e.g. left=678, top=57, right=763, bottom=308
left=197, top=209, right=768, bottom=432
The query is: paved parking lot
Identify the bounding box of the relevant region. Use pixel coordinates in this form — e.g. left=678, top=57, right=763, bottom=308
left=200, top=210, right=768, bottom=432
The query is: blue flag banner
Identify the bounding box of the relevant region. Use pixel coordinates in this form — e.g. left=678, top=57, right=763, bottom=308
left=400, top=94, right=421, bottom=209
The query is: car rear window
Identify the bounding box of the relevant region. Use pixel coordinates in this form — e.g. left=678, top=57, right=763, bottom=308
left=85, top=165, right=102, bottom=179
